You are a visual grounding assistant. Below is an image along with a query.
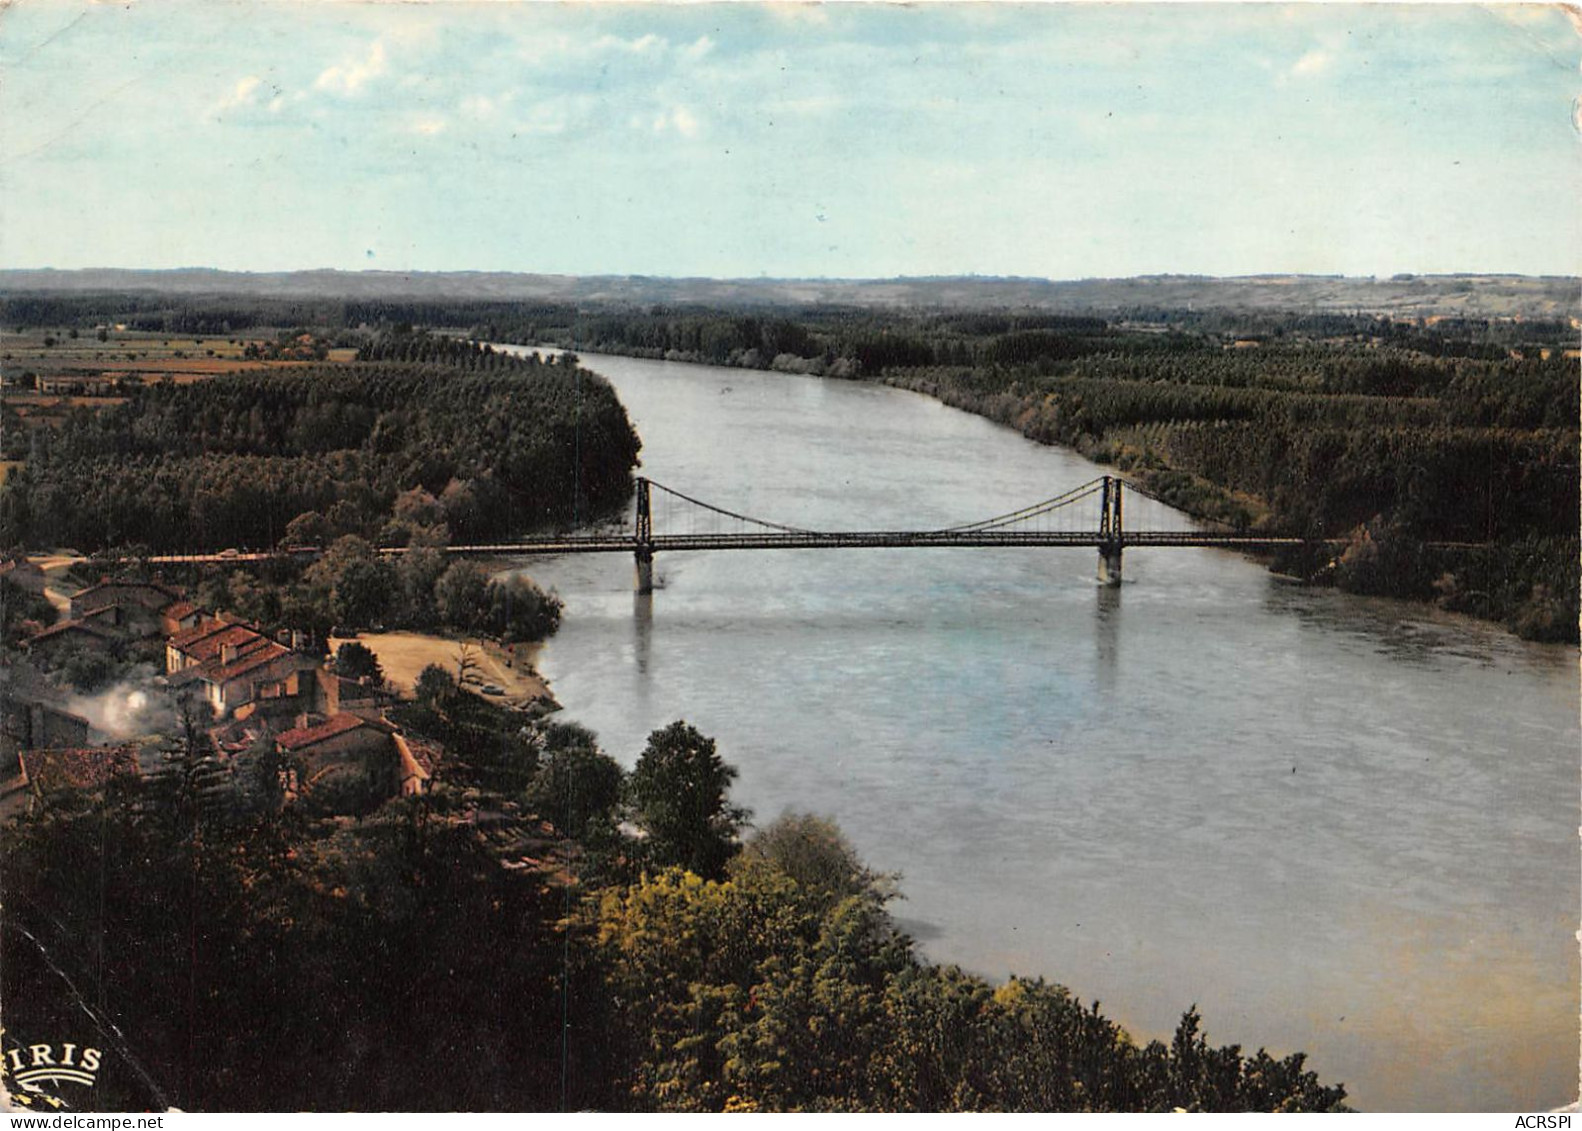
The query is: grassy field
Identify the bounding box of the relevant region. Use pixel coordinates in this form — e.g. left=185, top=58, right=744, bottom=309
left=0, top=329, right=354, bottom=442
left=0, top=328, right=361, bottom=395
left=0, top=329, right=355, bottom=382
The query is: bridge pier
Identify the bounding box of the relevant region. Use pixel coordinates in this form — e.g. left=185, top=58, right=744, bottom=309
left=635, top=548, right=654, bottom=595
left=1097, top=544, right=1123, bottom=587
left=634, top=476, right=655, bottom=594
left=1097, top=476, right=1124, bottom=587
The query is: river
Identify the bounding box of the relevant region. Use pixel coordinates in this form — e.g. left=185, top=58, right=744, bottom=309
left=501, top=346, right=1579, bottom=1112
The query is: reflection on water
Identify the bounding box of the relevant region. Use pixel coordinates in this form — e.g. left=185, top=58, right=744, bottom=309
left=632, top=591, right=653, bottom=675
left=508, top=348, right=1579, bottom=1112
left=1094, top=581, right=1121, bottom=691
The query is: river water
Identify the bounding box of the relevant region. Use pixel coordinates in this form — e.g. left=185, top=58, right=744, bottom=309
left=504, top=347, right=1579, bottom=1112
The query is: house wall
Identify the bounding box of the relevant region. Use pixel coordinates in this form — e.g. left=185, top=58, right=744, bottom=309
left=71, top=583, right=175, bottom=618
left=214, top=654, right=316, bottom=716
left=294, top=730, right=398, bottom=808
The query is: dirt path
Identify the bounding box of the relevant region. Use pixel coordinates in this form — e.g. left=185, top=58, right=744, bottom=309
left=31, top=553, right=83, bottom=614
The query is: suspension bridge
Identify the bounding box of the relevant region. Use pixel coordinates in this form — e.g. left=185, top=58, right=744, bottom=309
left=408, top=475, right=1326, bottom=592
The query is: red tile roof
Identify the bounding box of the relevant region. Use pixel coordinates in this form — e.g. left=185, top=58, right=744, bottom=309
left=72, top=579, right=182, bottom=611
left=20, top=745, right=141, bottom=794
left=275, top=713, right=392, bottom=752
left=179, top=625, right=272, bottom=666
left=25, top=617, right=117, bottom=644
left=209, top=642, right=290, bottom=684
left=163, top=601, right=200, bottom=622
left=169, top=617, right=239, bottom=650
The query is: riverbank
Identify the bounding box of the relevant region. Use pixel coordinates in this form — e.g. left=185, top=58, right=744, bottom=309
left=526, top=337, right=1576, bottom=644
left=328, top=630, right=556, bottom=711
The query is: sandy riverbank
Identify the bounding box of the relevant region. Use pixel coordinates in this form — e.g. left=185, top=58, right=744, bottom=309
left=327, top=630, right=554, bottom=709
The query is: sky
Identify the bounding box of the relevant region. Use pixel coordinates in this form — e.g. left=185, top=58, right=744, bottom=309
left=0, top=1, right=1578, bottom=279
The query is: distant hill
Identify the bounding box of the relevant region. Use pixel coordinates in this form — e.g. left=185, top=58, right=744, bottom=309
left=0, top=267, right=1575, bottom=319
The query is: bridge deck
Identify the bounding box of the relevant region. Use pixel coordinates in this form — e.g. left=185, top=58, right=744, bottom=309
left=110, top=532, right=1497, bottom=566
left=131, top=531, right=1321, bottom=564
left=424, top=531, right=1318, bottom=555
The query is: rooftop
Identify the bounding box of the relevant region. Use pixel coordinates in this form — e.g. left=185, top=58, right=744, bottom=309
left=276, top=712, right=393, bottom=752
left=20, top=744, right=142, bottom=794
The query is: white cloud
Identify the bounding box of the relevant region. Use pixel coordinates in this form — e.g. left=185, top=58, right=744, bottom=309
left=410, top=114, right=447, bottom=136
left=584, top=32, right=670, bottom=60
left=622, top=33, right=666, bottom=55
left=1289, top=48, right=1333, bottom=78
left=681, top=35, right=715, bottom=63
left=315, top=40, right=388, bottom=96
left=767, top=4, right=830, bottom=27
left=645, top=105, right=700, bottom=138
left=671, top=106, right=699, bottom=137
left=209, top=75, right=261, bottom=117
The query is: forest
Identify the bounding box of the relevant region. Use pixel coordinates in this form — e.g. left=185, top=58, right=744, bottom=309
left=0, top=692, right=1349, bottom=1112
left=0, top=340, right=640, bottom=553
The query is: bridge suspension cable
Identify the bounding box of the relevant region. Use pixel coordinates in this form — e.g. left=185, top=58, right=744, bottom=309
left=643, top=475, right=1124, bottom=540
left=926, top=477, right=1109, bottom=534
left=644, top=479, right=818, bottom=535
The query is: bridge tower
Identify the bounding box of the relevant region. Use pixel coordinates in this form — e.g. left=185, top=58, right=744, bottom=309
left=1097, top=475, right=1124, bottom=586
left=634, top=476, right=655, bottom=594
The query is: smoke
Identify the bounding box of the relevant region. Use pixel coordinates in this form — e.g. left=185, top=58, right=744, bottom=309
left=65, top=667, right=178, bottom=741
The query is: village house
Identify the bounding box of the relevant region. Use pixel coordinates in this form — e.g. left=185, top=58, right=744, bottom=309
left=70, top=578, right=184, bottom=619
left=21, top=612, right=122, bottom=662
left=0, top=695, right=92, bottom=769
left=275, top=712, right=401, bottom=805
left=160, top=600, right=206, bottom=636
left=13, top=743, right=142, bottom=815
left=35, top=373, right=116, bottom=396
left=393, top=732, right=441, bottom=796
left=166, top=618, right=318, bottom=717
left=160, top=611, right=437, bottom=813
left=23, top=577, right=193, bottom=659
left=69, top=578, right=186, bottom=638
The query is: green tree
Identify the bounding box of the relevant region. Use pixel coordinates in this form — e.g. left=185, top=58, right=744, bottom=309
left=334, top=640, right=384, bottom=685
left=626, top=721, right=749, bottom=880
left=486, top=574, right=562, bottom=641
left=434, top=560, right=490, bottom=630
left=525, top=723, right=624, bottom=842
left=396, top=544, right=447, bottom=625
left=282, top=510, right=331, bottom=547
left=735, top=812, right=889, bottom=907
left=413, top=662, right=457, bottom=707
left=331, top=555, right=397, bottom=629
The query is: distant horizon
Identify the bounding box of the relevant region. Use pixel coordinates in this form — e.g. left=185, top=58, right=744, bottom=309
left=3, top=265, right=1578, bottom=284
left=2, top=3, right=1577, bottom=279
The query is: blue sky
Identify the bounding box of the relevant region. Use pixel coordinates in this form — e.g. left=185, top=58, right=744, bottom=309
left=1, top=2, right=1577, bottom=278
